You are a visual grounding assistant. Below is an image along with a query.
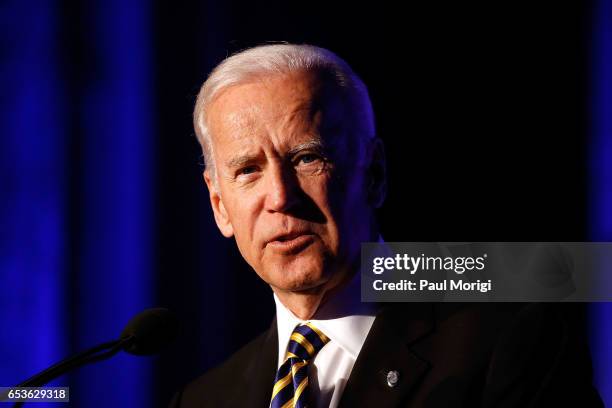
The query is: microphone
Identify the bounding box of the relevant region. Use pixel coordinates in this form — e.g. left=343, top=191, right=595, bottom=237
left=14, top=308, right=178, bottom=388
left=120, top=308, right=179, bottom=356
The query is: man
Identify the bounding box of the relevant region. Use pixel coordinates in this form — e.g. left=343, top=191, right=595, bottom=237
left=170, top=44, right=602, bottom=407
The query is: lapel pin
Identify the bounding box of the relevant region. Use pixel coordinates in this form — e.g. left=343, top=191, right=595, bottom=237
left=386, top=370, right=400, bottom=388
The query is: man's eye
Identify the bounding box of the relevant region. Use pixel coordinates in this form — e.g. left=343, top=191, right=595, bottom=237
left=238, top=166, right=258, bottom=176
left=297, top=154, right=321, bottom=165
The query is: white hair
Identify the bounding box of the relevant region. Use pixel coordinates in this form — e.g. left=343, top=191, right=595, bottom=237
left=193, top=43, right=376, bottom=184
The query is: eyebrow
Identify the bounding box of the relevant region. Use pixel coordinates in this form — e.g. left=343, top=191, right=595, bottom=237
left=225, top=154, right=259, bottom=170
left=225, top=138, right=325, bottom=170
left=286, top=139, right=325, bottom=156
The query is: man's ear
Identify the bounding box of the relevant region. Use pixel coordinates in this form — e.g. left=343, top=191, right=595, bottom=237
left=203, top=170, right=234, bottom=238
left=365, top=138, right=387, bottom=208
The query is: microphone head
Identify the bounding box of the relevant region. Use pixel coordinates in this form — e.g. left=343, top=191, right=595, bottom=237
left=120, top=308, right=179, bottom=356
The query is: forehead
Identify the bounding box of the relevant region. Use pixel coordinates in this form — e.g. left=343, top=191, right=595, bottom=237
left=206, top=71, right=346, bottom=144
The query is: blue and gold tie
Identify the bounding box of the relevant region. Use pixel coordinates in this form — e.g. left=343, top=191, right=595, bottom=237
left=270, top=322, right=330, bottom=408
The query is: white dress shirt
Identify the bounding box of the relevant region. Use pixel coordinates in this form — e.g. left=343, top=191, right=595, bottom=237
left=273, top=272, right=378, bottom=408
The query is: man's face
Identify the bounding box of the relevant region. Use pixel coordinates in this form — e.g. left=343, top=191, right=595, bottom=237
left=204, top=71, right=374, bottom=295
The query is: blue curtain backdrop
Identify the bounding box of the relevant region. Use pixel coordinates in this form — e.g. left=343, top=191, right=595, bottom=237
left=0, top=0, right=68, bottom=392
left=70, top=0, right=155, bottom=406
left=0, top=0, right=154, bottom=406
left=590, top=0, right=612, bottom=405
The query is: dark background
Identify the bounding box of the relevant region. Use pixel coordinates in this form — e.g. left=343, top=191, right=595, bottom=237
left=2, top=0, right=608, bottom=406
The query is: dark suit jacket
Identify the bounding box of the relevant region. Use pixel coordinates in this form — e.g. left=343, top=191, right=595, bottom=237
left=170, top=303, right=603, bottom=407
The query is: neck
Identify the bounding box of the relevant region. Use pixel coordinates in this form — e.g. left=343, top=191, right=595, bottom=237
left=273, top=289, right=327, bottom=320
left=274, top=274, right=357, bottom=320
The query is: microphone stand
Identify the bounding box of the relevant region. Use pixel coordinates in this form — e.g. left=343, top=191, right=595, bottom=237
left=4, top=336, right=134, bottom=407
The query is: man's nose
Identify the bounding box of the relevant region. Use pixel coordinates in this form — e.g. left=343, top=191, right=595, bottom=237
left=264, top=164, right=301, bottom=213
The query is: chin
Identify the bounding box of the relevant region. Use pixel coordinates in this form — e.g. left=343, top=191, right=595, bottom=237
left=265, top=257, right=330, bottom=293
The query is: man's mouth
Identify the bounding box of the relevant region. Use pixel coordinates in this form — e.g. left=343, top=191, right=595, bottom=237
left=266, top=232, right=315, bottom=254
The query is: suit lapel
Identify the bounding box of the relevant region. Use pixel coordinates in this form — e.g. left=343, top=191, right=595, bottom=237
left=338, top=303, right=435, bottom=408
left=240, top=318, right=279, bottom=408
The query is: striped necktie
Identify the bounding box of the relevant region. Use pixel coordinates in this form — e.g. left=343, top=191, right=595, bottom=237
left=270, top=322, right=330, bottom=408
